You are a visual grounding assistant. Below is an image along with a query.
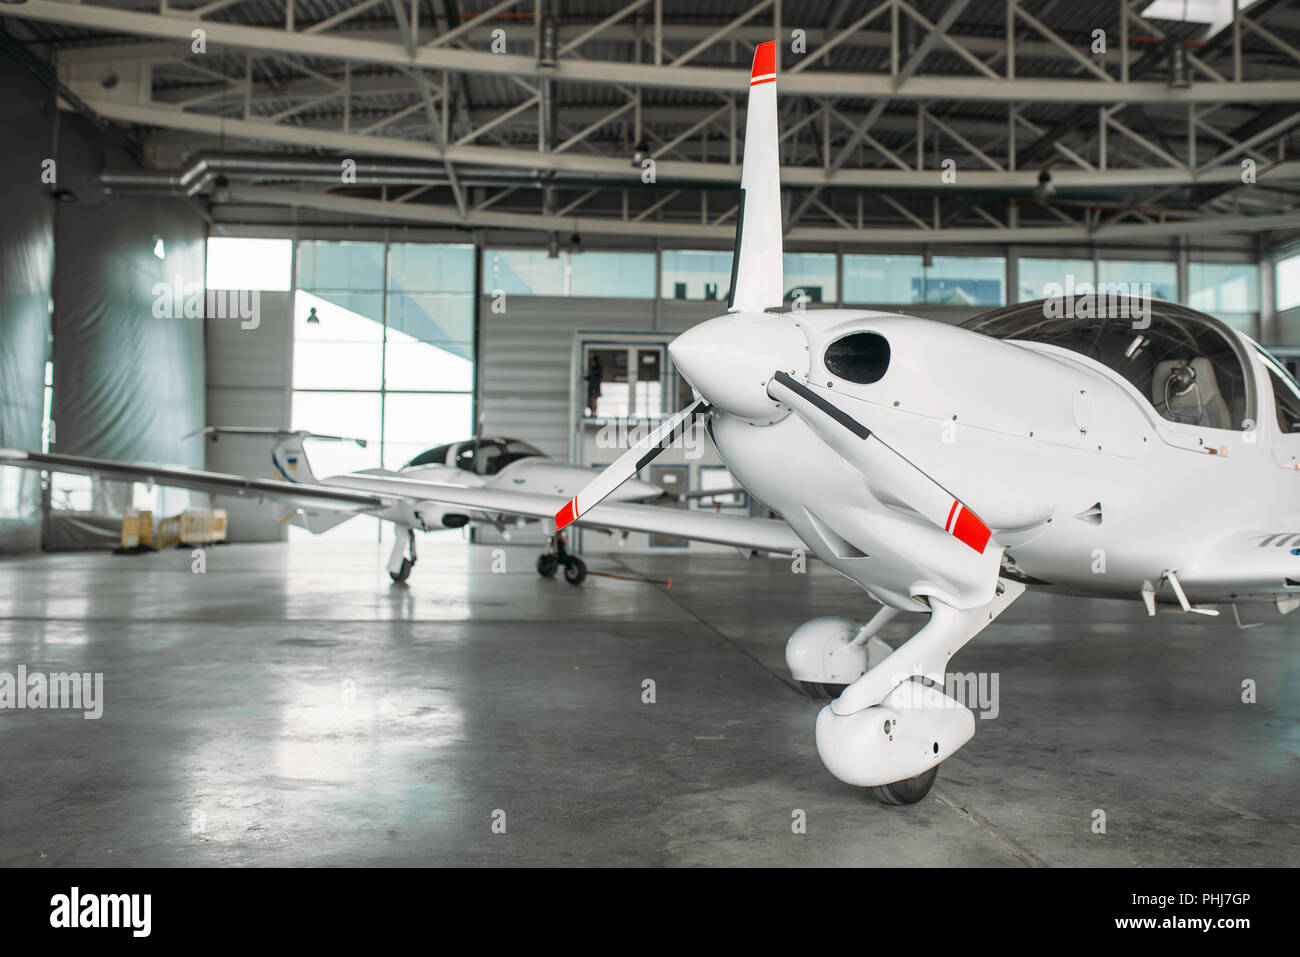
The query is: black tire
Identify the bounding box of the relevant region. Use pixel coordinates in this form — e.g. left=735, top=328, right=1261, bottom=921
left=563, top=556, right=587, bottom=585
left=867, top=765, right=939, bottom=806
left=536, top=554, right=559, bottom=578
left=799, top=681, right=848, bottom=699
left=389, top=557, right=413, bottom=583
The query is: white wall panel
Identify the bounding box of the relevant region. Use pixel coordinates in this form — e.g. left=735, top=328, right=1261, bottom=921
left=203, top=290, right=293, bottom=541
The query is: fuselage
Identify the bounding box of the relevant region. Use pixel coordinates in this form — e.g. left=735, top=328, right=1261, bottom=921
left=675, top=307, right=1300, bottom=609
left=363, top=437, right=663, bottom=531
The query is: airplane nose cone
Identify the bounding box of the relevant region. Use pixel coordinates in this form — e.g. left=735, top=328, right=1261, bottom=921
left=669, top=312, right=808, bottom=422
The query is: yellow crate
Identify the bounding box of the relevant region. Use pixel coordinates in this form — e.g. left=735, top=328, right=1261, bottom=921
left=119, top=509, right=154, bottom=549
left=156, top=514, right=181, bottom=549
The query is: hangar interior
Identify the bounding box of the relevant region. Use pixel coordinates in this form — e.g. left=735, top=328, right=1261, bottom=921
left=0, top=0, right=1298, bottom=866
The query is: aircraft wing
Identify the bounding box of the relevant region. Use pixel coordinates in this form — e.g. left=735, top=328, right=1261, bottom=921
left=1176, top=529, right=1300, bottom=601
left=327, top=473, right=804, bottom=554
left=0, top=449, right=393, bottom=514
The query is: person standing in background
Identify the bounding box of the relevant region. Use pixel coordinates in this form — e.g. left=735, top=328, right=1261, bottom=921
left=584, top=355, right=603, bottom=417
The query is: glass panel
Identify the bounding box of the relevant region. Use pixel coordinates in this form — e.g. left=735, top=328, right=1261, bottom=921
left=49, top=473, right=93, bottom=511
left=584, top=348, right=629, bottom=417
left=1279, top=253, right=1300, bottom=311
left=634, top=348, right=664, bottom=417
left=842, top=254, right=923, bottom=304
left=784, top=252, right=837, bottom=303
left=296, top=240, right=385, bottom=292
left=292, top=291, right=384, bottom=390
left=382, top=393, right=474, bottom=470
left=696, top=465, right=745, bottom=507
left=926, top=256, right=1005, bottom=306
left=289, top=391, right=382, bottom=478
left=483, top=249, right=566, bottom=296
left=206, top=238, right=292, bottom=291
left=388, top=243, right=475, bottom=294
left=1189, top=262, right=1258, bottom=315
left=1017, top=258, right=1095, bottom=302
left=1098, top=259, right=1179, bottom=302
left=964, top=300, right=1252, bottom=430
left=661, top=250, right=733, bottom=301
left=570, top=251, right=655, bottom=298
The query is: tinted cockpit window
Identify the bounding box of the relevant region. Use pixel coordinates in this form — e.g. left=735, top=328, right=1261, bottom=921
left=1257, top=350, right=1300, bottom=434
left=825, top=332, right=891, bottom=384
left=963, top=299, right=1253, bottom=431
left=405, top=444, right=452, bottom=468
left=482, top=439, right=544, bottom=474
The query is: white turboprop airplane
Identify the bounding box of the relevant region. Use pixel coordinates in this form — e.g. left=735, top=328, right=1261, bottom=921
left=0, top=427, right=667, bottom=585
left=4, top=43, right=1298, bottom=805
left=316, top=41, right=1300, bottom=804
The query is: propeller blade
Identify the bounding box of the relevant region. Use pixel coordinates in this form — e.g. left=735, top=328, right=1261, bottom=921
left=767, top=371, right=992, bottom=554
left=555, top=401, right=709, bottom=531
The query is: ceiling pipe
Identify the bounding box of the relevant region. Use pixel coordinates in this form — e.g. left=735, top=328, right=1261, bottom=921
left=99, top=151, right=734, bottom=196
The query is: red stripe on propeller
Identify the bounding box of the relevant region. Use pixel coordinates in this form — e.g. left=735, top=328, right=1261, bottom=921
left=555, top=498, right=578, bottom=531
left=952, top=507, right=991, bottom=553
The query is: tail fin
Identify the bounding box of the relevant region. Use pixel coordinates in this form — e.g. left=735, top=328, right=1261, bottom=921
left=728, top=40, right=783, bottom=314
left=185, top=426, right=367, bottom=486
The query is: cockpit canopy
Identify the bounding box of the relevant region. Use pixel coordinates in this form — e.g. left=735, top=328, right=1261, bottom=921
left=405, top=438, right=545, bottom=475
left=963, top=298, right=1256, bottom=432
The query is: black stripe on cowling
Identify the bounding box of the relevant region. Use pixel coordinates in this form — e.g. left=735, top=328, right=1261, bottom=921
left=772, top=371, right=871, bottom=440
left=634, top=401, right=707, bottom=470
left=726, top=188, right=746, bottom=311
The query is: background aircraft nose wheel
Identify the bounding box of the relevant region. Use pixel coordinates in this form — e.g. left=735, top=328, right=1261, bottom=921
left=389, top=528, right=416, bottom=583
left=563, top=556, right=587, bottom=585
left=866, top=765, right=939, bottom=806
left=536, top=553, right=558, bottom=578
left=799, top=681, right=848, bottom=699
left=389, top=557, right=413, bottom=583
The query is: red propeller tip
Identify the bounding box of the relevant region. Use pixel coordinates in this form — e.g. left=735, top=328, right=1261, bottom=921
left=555, top=498, right=578, bottom=531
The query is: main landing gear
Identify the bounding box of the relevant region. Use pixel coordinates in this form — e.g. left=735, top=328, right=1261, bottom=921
left=536, top=533, right=587, bottom=586
left=387, top=526, right=417, bottom=583
left=786, top=582, right=1025, bottom=805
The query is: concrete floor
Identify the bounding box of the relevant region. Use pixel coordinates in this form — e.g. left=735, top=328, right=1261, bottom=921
left=0, top=539, right=1296, bottom=867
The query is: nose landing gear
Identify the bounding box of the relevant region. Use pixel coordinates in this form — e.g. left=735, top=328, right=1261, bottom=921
left=537, top=532, right=586, bottom=586
left=387, top=526, right=417, bottom=583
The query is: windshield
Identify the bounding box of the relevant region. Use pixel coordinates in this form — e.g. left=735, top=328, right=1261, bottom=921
left=1255, top=347, right=1300, bottom=434
left=963, top=299, right=1254, bottom=431
left=405, top=444, right=453, bottom=468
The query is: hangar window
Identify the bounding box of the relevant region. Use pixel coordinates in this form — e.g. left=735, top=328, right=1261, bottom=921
left=1018, top=258, right=1095, bottom=302
left=205, top=237, right=292, bottom=291
left=1275, top=253, right=1300, bottom=312
left=924, top=256, right=1004, bottom=306
left=662, top=250, right=733, bottom=301
left=1189, top=263, right=1258, bottom=335
left=842, top=255, right=1003, bottom=306
left=842, top=254, right=923, bottom=304
left=1098, top=260, right=1178, bottom=303
left=485, top=249, right=654, bottom=298
left=784, top=253, right=837, bottom=304
left=290, top=240, right=476, bottom=540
